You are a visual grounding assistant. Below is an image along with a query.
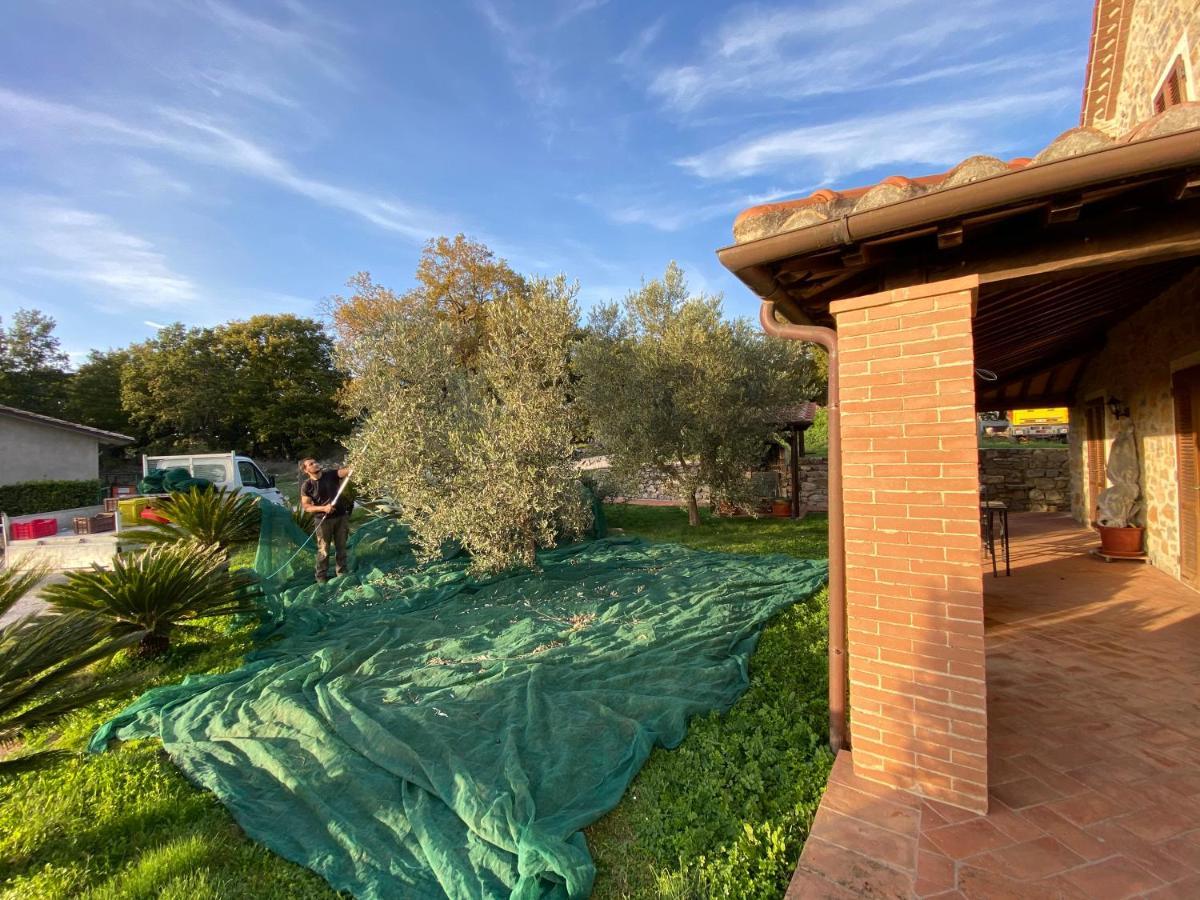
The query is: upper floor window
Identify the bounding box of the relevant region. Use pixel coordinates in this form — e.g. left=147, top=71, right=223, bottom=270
left=1154, top=56, right=1189, bottom=113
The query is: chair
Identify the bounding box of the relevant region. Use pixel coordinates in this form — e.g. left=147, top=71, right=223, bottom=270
left=980, top=484, right=1010, bottom=577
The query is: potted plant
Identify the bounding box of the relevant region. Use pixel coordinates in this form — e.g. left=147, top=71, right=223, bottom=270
left=1095, top=413, right=1145, bottom=556
left=771, top=497, right=791, bottom=518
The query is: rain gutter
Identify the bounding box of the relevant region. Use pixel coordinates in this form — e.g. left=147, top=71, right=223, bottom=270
left=758, top=301, right=846, bottom=754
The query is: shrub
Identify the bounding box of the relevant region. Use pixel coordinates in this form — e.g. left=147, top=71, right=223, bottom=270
left=0, top=479, right=102, bottom=516
left=0, top=562, right=138, bottom=774
left=42, top=543, right=260, bottom=657
left=123, top=488, right=261, bottom=551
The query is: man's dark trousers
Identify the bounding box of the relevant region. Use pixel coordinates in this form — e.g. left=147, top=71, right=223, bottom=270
left=315, top=515, right=349, bottom=581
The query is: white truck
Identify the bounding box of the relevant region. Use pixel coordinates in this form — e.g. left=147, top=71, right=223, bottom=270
left=143, top=453, right=288, bottom=506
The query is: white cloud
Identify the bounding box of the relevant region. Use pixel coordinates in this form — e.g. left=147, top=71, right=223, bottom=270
left=677, top=89, right=1076, bottom=181
left=646, top=0, right=1076, bottom=114
left=7, top=200, right=199, bottom=309
left=144, top=320, right=169, bottom=329
left=0, top=87, right=448, bottom=241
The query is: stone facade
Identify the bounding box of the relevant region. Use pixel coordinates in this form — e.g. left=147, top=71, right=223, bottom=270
left=1084, top=0, right=1199, bottom=136
left=979, top=448, right=1070, bottom=512
left=1069, top=266, right=1200, bottom=579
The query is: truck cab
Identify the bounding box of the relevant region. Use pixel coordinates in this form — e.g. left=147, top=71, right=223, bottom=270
left=142, top=453, right=288, bottom=506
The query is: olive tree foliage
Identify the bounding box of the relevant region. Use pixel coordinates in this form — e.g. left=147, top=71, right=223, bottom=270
left=575, top=263, right=817, bottom=526
left=337, top=266, right=590, bottom=574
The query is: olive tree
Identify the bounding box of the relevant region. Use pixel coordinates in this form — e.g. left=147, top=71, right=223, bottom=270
left=338, top=264, right=589, bottom=573
left=575, top=263, right=814, bottom=525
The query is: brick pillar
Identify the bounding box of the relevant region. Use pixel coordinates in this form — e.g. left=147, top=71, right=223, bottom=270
left=830, top=275, right=988, bottom=814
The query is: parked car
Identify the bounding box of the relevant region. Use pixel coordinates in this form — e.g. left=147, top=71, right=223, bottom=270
left=142, top=453, right=288, bottom=506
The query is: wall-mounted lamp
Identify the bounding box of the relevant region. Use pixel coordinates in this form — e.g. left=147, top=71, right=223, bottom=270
left=1107, top=396, right=1130, bottom=419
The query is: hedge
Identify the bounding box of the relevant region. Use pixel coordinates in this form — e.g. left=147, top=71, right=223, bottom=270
left=0, top=480, right=103, bottom=517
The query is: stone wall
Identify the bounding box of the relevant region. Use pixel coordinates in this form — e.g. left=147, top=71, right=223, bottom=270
left=978, top=449, right=1070, bottom=512
left=1086, top=0, right=1200, bottom=136
left=585, top=456, right=830, bottom=511
left=1069, top=267, right=1200, bottom=579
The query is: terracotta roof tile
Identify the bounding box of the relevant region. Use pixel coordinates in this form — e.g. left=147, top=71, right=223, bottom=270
left=731, top=102, right=1200, bottom=245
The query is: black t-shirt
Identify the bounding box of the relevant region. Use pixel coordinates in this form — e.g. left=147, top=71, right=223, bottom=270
left=302, top=470, right=352, bottom=517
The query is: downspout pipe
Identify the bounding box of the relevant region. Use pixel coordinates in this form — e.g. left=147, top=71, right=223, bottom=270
left=759, top=300, right=846, bottom=755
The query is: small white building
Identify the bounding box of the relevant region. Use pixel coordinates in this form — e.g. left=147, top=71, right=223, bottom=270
left=0, top=404, right=133, bottom=485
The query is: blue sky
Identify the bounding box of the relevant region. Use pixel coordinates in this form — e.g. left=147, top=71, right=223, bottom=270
left=0, top=0, right=1094, bottom=363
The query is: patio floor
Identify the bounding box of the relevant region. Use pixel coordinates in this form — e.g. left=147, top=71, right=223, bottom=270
left=786, top=512, right=1200, bottom=899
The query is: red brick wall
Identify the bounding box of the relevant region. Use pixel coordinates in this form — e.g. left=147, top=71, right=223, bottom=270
left=830, top=275, right=988, bottom=814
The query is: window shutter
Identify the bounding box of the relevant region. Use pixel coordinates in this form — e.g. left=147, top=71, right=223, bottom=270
left=1155, top=57, right=1188, bottom=114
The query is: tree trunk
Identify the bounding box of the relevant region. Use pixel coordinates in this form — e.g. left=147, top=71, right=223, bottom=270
left=686, top=492, right=700, bottom=526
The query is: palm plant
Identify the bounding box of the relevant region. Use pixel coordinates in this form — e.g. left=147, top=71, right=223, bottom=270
left=1, top=563, right=139, bottom=775
left=124, top=488, right=261, bottom=551
left=42, top=543, right=260, bottom=658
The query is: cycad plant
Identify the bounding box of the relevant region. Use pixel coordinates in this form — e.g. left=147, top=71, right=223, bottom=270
left=1, top=563, right=138, bottom=774
left=42, top=543, right=260, bottom=658
left=125, top=488, right=261, bottom=551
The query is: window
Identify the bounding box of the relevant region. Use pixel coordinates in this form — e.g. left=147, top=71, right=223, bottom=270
left=195, top=463, right=230, bottom=483
left=238, top=461, right=268, bottom=488
left=1154, top=56, right=1188, bottom=113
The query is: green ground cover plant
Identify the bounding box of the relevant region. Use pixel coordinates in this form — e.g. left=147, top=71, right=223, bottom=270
left=0, top=503, right=830, bottom=899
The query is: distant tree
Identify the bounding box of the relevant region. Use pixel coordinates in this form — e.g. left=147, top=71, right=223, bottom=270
left=121, top=317, right=347, bottom=457
left=330, top=234, right=526, bottom=370
left=339, top=251, right=587, bottom=573
left=64, top=349, right=134, bottom=436
left=122, top=324, right=232, bottom=451
left=575, top=263, right=816, bottom=526
left=215, top=315, right=349, bottom=457
left=0, top=309, right=70, bottom=415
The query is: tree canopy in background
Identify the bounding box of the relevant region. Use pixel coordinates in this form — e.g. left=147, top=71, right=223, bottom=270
left=0, top=309, right=70, bottom=416
left=122, top=315, right=348, bottom=457
left=575, top=263, right=823, bottom=525
left=336, top=238, right=587, bottom=573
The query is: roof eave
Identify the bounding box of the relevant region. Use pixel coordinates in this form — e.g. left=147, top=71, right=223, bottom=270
left=717, top=126, right=1200, bottom=305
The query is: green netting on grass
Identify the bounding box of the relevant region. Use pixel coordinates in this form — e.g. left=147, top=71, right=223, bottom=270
left=91, top=506, right=827, bottom=899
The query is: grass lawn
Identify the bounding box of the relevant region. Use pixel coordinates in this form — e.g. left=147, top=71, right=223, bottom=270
left=1, top=505, right=831, bottom=900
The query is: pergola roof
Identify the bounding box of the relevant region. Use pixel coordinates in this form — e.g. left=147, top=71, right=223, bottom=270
left=718, top=103, right=1200, bottom=408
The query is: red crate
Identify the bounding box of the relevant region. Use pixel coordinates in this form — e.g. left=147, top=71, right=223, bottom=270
left=11, top=518, right=58, bottom=540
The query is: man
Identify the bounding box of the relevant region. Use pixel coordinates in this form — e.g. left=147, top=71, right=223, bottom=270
left=299, top=458, right=353, bottom=583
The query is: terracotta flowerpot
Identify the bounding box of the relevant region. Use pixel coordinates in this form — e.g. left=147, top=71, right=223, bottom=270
left=1097, top=524, right=1144, bottom=555
left=771, top=499, right=791, bottom=518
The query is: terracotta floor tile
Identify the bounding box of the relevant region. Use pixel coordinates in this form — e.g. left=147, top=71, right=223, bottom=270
left=989, top=776, right=1065, bottom=810
left=968, top=835, right=1086, bottom=881
left=798, top=836, right=914, bottom=899
left=1142, top=874, right=1200, bottom=899
left=785, top=866, right=867, bottom=899
left=1061, top=856, right=1165, bottom=899
left=821, top=784, right=922, bottom=838
left=1044, top=791, right=1130, bottom=828
left=925, top=819, right=1013, bottom=860
left=984, top=799, right=1046, bottom=843
left=809, top=808, right=918, bottom=872
left=913, top=850, right=955, bottom=897
left=956, top=864, right=1062, bottom=900
left=1114, top=805, right=1200, bottom=843
left=1159, top=831, right=1200, bottom=871
left=1085, top=821, right=1198, bottom=884
left=1019, top=806, right=1112, bottom=861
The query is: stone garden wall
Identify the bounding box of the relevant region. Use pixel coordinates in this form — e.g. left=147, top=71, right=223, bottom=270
left=978, top=449, right=1070, bottom=512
